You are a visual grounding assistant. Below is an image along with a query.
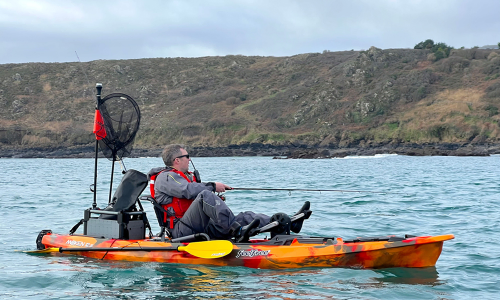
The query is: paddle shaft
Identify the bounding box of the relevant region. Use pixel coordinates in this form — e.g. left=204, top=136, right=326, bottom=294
left=51, top=239, right=234, bottom=259
left=57, top=246, right=178, bottom=252
left=26, top=240, right=234, bottom=258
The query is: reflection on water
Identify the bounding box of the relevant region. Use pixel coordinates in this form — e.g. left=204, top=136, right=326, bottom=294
left=155, top=265, right=242, bottom=298
left=373, top=267, right=442, bottom=285
left=14, top=252, right=451, bottom=299
left=27, top=253, right=447, bottom=299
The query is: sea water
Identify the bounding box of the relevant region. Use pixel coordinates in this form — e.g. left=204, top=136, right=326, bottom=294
left=0, top=155, right=498, bottom=299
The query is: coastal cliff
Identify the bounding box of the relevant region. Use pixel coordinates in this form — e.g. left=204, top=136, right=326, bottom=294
left=1, top=46, right=499, bottom=157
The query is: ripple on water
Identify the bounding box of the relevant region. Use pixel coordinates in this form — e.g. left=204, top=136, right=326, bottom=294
left=0, top=156, right=499, bottom=299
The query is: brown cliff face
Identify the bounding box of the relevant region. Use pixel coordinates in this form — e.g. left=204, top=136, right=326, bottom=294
left=1, top=47, right=499, bottom=157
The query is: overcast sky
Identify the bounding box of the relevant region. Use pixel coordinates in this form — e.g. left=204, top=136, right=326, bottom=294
left=1, top=0, right=499, bottom=64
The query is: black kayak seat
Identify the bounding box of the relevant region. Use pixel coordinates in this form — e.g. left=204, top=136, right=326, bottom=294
left=80, top=169, right=153, bottom=240
left=100, top=169, right=148, bottom=219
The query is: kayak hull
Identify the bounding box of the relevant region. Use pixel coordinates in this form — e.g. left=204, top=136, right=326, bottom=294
left=40, top=232, right=454, bottom=269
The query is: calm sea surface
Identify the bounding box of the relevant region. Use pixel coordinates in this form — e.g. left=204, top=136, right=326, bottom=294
left=1, top=155, right=498, bottom=299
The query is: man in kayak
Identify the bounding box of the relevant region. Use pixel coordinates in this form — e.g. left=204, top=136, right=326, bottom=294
left=148, top=144, right=310, bottom=242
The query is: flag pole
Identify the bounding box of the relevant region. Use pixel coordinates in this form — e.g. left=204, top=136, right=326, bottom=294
left=93, top=83, right=103, bottom=209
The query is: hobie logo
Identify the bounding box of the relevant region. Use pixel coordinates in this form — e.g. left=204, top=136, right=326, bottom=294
left=66, top=240, right=94, bottom=247
left=236, top=249, right=270, bottom=258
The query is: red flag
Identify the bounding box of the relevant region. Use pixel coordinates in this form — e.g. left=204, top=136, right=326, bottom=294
left=93, top=109, right=107, bottom=140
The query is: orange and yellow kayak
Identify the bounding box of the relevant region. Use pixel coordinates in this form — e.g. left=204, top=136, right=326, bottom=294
left=38, top=231, right=454, bottom=269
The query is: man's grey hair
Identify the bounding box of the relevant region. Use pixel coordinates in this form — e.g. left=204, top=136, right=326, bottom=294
left=162, top=144, right=185, bottom=166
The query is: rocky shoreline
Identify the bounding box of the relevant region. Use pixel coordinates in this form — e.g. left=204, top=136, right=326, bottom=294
left=284, top=144, right=498, bottom=158
left=0, top=142, right=499, bottom=159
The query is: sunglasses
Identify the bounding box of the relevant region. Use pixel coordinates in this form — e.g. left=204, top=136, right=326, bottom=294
left=176, top=154, right=190, bottom=159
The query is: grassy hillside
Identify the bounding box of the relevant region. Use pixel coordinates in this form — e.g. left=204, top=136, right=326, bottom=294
left=1, top=47, right=499, bottom=154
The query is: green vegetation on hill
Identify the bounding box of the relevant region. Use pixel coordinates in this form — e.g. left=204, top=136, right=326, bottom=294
left=0, top=45, right=499, bottom=152
left=414, top=39, right=454, bottom=61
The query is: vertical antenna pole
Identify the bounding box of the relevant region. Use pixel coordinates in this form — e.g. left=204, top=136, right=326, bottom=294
left=190, top=160, right=201, bottom=183
left=93, top=83, right=103, bottom=209
left=108, top=157, right=115, bottom=204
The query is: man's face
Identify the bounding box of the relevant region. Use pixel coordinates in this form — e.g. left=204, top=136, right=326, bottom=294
left=174, top=148, right=190, bottom=173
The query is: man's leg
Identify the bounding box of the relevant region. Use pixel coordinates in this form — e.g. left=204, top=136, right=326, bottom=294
left=171, top=196, right=209, bottom=239
left=234, top=211, right=271, bottom=228
left=173, top=190, right=237, bottom=239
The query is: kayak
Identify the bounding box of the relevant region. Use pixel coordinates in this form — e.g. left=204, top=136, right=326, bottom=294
left=29, top=86, right=454, bottom=270
left=36, top=230, right=454, bottom=269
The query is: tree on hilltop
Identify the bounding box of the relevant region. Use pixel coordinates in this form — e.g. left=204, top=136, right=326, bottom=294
left=414, top=39, right=434, bottom=49
left=415, top=39, right=453, bottom=61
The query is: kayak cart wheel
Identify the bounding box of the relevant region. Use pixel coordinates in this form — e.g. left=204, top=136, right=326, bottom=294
left=36, top=230, right=52, bottom=250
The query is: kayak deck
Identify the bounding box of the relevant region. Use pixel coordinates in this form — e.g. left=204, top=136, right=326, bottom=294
left=39, top=232, right=454, bottom=269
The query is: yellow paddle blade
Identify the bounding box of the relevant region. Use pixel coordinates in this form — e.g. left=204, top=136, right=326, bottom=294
left=23, top=248, right=60, bottom=254
left=178, top=240, right=233, bottom=259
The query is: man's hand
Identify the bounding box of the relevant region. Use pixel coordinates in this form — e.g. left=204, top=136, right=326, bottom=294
left=215, top=182, right=232, bottom=193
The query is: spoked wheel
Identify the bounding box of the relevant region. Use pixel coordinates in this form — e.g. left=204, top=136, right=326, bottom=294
left=270, top=213, right=291, bottom=238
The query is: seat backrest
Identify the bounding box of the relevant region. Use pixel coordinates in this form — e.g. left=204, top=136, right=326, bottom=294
left=100, top=169, right=148, bottom=219
left=111, top=169, right=148, bottom=211
left=152, top=203, right=167, bottom=227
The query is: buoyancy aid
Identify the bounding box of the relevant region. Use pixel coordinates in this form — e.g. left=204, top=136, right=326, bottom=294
left=149, top=169, right=198, bottom=229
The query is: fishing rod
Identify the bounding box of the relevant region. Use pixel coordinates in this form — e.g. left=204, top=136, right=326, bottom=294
left=75, top=51, right=91, bottom=91
left=229, top=187, right=408, bottom=195
left=77, top=52, right=102, bottom=208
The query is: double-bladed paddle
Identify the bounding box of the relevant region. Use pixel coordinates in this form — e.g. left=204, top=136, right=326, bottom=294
left=24, top=240, right=233, bottom=259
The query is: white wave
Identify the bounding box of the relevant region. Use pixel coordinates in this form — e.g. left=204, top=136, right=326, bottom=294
left=334, top=153, right=399, bottom=159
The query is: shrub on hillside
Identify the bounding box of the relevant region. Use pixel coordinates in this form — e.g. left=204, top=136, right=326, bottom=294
left=432, top=43, right=453, bottom=57
left=487, top=52, right=499, bottom=60
left=485, top=81, right=500, bottom=98
left=485, top=104, right=499, bottom=117
left=222, top=78, right=238, bottom=86
left=450, top=48, right=492, bottom=60
left=435, top=56, right=470, bottom=73
left=398, top=69, right=438, bottom=102
left=414, top=39, right=435, bottom=50
left=415, top=39, right=453, bottom=61
left=226, top=96, right=240, bottom=105
left=483, top=57, right=500, bottom=75
left=219, top=88, right=240, bottom=101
